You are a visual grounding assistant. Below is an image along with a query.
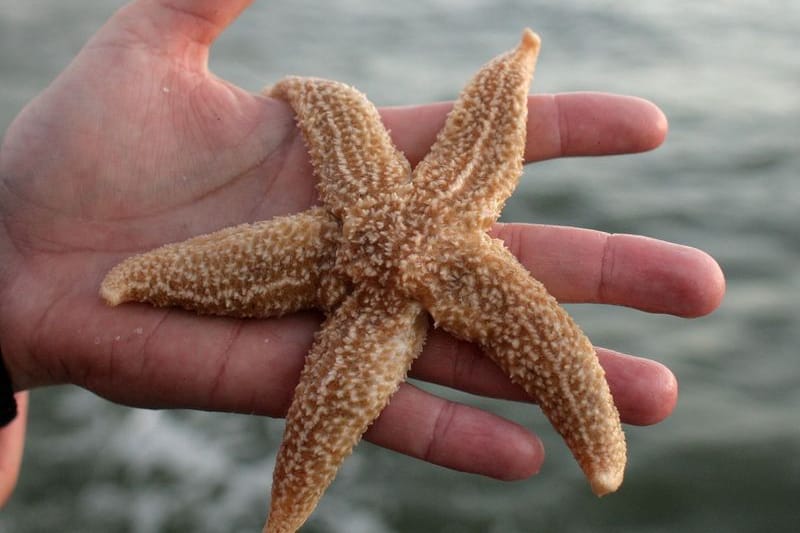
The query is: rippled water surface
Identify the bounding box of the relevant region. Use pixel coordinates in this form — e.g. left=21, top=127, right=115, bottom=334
left=2, top=1, right=799, bottom=531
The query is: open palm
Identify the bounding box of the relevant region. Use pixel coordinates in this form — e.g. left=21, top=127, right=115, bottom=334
left=0, top=0, right=723, bottom=486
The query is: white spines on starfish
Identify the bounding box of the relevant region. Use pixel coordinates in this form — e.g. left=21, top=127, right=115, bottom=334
left=268, top=77, right=412, bottom=221
left=409, top=29, right=540, bottom=232
left=99, top=29, right=628, bottom=533
left=266, top=288, right=427, bottom=533
left=100, top=207, right=348, bottom=315
left=412, top=233, right=626, bottom=496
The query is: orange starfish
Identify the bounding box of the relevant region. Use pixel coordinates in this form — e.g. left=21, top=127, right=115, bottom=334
left=100, top=29, right=626, bottom=533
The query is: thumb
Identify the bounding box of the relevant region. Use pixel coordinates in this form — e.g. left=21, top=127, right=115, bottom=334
left=95, top=0, right=255, bottom=69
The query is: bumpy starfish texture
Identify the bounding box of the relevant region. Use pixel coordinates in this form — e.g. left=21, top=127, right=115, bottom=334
left=100, top=29, right=626, bottom=533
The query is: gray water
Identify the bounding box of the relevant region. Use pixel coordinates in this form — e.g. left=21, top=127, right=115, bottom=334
left=1, top=1, right=799, bottom=532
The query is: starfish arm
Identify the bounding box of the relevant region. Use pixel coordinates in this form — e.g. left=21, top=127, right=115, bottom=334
left=409, top=29, right=540, bottom=231
left=100, top=207, right=348, bottom=316
left=267, top=76, right=412, bottom=220
left=266, top=288, right=428, bottom=533
left=410, top=233, right=626, bottom=496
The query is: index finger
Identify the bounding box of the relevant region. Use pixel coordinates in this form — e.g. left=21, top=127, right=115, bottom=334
left=382, top=92, right=668, bottom=165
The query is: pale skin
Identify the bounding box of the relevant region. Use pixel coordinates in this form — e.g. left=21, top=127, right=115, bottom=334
left=0, top=0, right=725, bottom=507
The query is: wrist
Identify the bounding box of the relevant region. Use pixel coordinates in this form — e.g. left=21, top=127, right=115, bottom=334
left=0, top=346, right=17, bottom=426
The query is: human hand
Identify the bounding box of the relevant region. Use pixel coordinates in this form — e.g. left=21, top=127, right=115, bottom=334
left=0, top=392, right=27, bottom=507
left=0, top=0, right=724, bottom=484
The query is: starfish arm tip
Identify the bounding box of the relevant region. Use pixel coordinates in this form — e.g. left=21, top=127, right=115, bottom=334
left=590, top=469, right=624, bottom=497
left=521, top=28, right=541, bottom=53
left=99, top=278, right=126, bottom=307
left=263, top=515, right=297, bottom=533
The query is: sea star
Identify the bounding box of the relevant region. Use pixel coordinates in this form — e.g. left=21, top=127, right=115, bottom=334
left=100, top=29, right=626, bottom=533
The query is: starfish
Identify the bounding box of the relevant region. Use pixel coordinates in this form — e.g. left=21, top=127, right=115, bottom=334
left=100, top=29, right=626, bottom=532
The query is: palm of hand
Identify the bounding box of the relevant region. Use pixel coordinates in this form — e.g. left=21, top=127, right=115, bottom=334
left=0, top=16, right=321, bottom=404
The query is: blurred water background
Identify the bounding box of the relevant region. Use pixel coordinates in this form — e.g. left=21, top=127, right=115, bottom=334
left=1, top=1, right=799, bottom=531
